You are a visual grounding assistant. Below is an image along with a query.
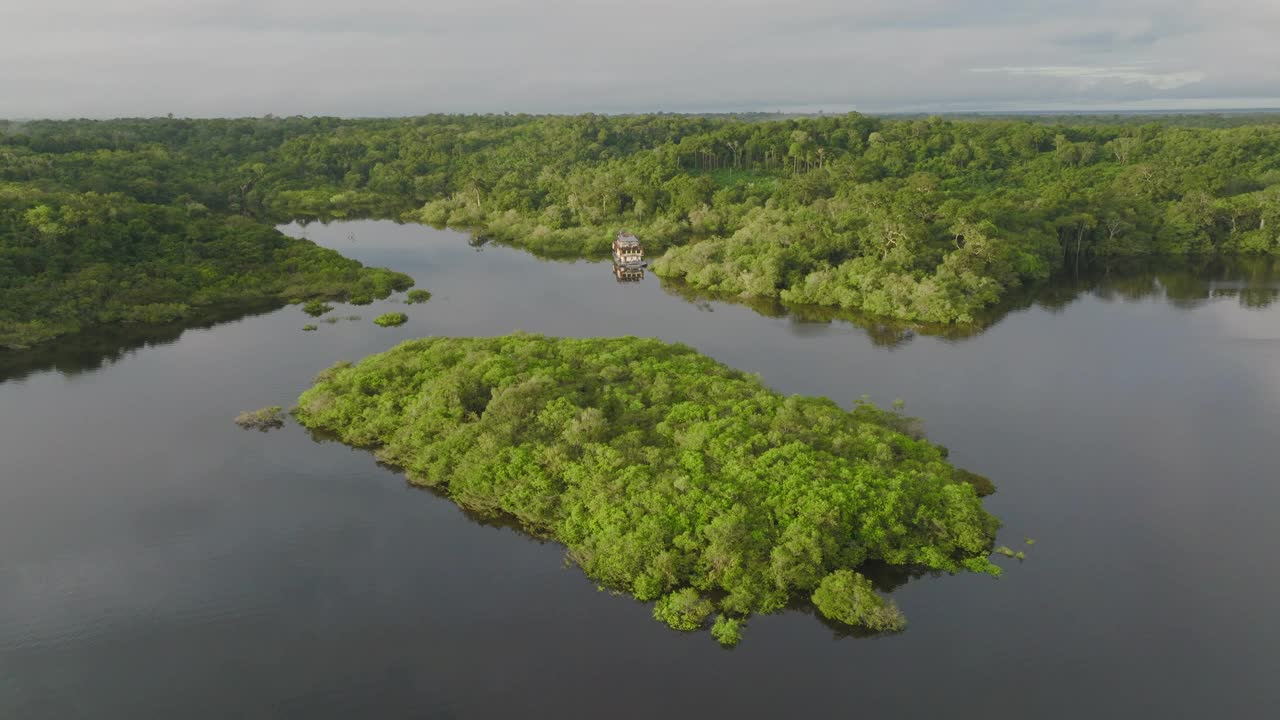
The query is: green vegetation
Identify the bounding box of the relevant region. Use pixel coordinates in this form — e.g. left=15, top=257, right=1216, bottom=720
left=234, top=405, right=285, bottom=431
left=654, top=588, right=715, bottom=631
left=711, top=615, right=744, bottom=647
left=953, top=467, right=997, bottom=497
left=993, top=545, right=1028, bottom=561
left=320, top=313, right=367, bottom=326
left=810, top=569, right=908, bottom=633
left=373, top=312, right=408, bottom=327
left=663, top=255, right=1280, bottom=347
left=0, top=184, right=413, bottom=349
left=6, top=112, right=1276, bottom=340
left=302, top=300, right=333, bottom=317
left=302, top=324, right=318, bottom=332
left=293, top=334, right=1001, bottom=641
left=405, top=289, right=433, bottom=304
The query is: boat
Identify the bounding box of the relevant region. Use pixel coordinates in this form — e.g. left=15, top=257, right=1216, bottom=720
left=612, top=232, right=645, bottom=267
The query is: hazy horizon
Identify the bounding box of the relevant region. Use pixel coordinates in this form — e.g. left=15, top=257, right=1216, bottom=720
left=3, top=1, right=1279, bottom=119
left=7, top=105, right=1280, bottom=123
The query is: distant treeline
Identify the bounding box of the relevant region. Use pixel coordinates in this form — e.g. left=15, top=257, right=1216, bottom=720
left=886, top=112, right=1280, bottom=128
left=3, top=112, right=1278, bottom=328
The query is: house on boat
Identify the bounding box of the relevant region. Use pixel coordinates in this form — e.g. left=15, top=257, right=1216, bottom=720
left=612, top=232, right=645, bottom=267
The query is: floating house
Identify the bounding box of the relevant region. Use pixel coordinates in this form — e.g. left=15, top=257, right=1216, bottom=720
left=612, top=233, right=645, bottom=267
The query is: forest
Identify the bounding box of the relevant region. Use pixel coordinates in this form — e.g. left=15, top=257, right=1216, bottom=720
left=293, top=334, right=1002, bottom=642
left=0, top=183, right=412, bottom=348
left=3, top=112, right=1279, bottom=338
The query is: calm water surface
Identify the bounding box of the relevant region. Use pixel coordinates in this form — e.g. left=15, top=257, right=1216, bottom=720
left=2, top=221, right=1278, bottom=718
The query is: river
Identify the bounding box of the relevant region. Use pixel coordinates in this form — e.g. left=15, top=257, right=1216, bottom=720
left=2, top=220, right=1278, bottom=718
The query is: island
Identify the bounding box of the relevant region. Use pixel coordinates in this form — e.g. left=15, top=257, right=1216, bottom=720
left=293, top=333, right=1002, bottom=643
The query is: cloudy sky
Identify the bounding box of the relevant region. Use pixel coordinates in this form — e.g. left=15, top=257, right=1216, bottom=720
left=2, top=0, right=1277, bottom=118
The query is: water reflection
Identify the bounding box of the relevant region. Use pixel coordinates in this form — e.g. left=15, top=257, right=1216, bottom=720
left=0, top=301, right=280, bottom=384
left=6, top=220, right=1280, bottom=718
left=612, top=263, right=645, bottom=282
left=662, top=256, right=1280, bottom=348
left=3, top=230, right=1276, bottom=385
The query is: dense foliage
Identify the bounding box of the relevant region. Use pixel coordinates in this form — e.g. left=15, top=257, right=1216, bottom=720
left=0, top=183, right=411, bottom=349
left=5, top=112, right=1278, bottom=332
left=293, top=334, right=1001, bottom=640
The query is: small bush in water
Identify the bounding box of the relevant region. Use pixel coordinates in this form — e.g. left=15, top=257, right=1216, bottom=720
left=302, top=300, right=333, bottom=317
left=373, top=312, right=408, bottom=327
left=234, top=406, right=285, bottom=431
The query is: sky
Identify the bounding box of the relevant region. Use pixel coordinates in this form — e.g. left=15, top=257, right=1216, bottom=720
left=2, top=0, right=1278, bottom=118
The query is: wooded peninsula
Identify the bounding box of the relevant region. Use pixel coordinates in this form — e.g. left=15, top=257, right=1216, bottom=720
left=0, top=188, right=412, bottom=349
left=4, top=112, right=1279, bottom=347
left=294, top=334, right=1002, bottom=642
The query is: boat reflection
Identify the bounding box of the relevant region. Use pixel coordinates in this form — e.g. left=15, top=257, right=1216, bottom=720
left=612, top=263, right=645, bottom=282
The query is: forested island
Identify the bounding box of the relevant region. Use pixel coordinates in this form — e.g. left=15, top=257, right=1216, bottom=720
left=4, top=112, right=1279, bottom=346
left=294, top=334, right=1002, bottom=642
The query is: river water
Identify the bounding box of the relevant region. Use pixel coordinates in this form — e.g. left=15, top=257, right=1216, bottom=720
left=2, top=221, right=1278, bottom=718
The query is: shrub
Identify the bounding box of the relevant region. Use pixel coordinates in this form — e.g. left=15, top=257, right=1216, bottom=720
left=234, top=406, right=285, bottom=431
left=302, top=300, right=333, bottom=317
left=373, top=312, right=408, bottom=327
left=405, top=289, right=433, bottom=304
left=654, top=589, right=714, bottom=631
left=811, top=570, right=907, bottom=632
left=953, top=467, right=997, bottom=497
left=711, top=615, right=743, bottom=647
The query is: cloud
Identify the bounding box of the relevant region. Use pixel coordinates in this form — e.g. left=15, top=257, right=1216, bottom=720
left=971, top=66, right=1206, bottom=91
left=0, top=1, right=1277, bottom=117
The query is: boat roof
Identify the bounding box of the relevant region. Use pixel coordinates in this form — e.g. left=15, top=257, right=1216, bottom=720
left=615, top=233, right=641, bottom=246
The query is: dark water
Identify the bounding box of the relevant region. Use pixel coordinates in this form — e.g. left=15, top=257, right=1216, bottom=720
left=2, top=221, right=1278, bottom=719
